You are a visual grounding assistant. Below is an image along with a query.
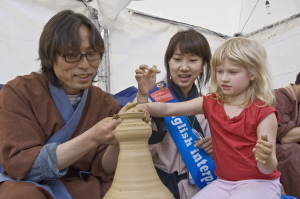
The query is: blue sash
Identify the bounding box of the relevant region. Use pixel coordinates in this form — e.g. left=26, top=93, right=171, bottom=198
left=0, top=83, right=89, bottom=199
left=149, top=81, right=217, bottom=189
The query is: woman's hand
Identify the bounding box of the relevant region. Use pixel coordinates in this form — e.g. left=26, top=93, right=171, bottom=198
left=253, top=135, right=273, bottom=165
left=135, top=65, right=160, bottom=102
left=194, top=136, right=213, bottom=158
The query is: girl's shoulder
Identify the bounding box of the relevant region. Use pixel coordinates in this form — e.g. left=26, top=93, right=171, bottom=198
left=203, top=93, right=217, bottom=99
left=252, top=98, right=273, bottom=108
left=252, top=98, right=264, bottom=106
left=203, top=93, right=222, bottom=107
left=249, top=98, right=279, bottom=121
left=203, top=93, right=220, bottom=103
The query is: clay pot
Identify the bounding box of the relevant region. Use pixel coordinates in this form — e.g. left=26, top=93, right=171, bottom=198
left=104, top=112, right=174, bottom=199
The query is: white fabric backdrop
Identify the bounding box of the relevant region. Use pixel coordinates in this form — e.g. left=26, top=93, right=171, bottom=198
left=109, top=12, right=300, bottom=93
left=0, top=0, right=89, bottom=85
left=0, top=0, right=299, bottom=94
left=249, top=17, right=300, bottom=88
left=127, top=0, right=300, bottom=36
left=108, top=12, right=225, bottom=93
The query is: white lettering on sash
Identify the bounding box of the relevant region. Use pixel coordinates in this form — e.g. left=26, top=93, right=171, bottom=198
left=171, top=117, right=192, bottom=147
left=154, top=93, right=172, bottom=101
left=184, top=137, right=193, bottom=147
left=170, top=117, right=214, bottom=184
left=179, top=128, right=188, bottom=133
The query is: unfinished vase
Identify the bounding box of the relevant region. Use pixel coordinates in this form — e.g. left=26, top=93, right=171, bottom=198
left=103, top=112, right=174, bottom=199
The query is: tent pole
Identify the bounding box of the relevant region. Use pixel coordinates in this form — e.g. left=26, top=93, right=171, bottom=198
left=244, top=13, right=300, bottom=37
left=79, top=0, right=110, bottom=92
left=129, top=9, right=230, bottom=39
left=102, top=29, right=110, bottom=93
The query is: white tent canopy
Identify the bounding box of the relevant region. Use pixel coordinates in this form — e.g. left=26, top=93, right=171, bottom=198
left=1, top=0, right=300, bottom=94
left=127, top=0, right=300, bottom=36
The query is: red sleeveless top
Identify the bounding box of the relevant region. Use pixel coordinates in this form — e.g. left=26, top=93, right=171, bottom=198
left=203, top=94, right=281, bottom=181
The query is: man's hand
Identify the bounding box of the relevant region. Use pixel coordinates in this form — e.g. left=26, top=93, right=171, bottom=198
left=91, top=117, right=122, bottom=146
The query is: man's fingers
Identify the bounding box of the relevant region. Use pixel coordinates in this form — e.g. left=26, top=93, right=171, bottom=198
left=107, top=117, right=122, bottom=128
left=112, top=118, right=122, bottom=129
left=112, top=114, right=120, bottom=119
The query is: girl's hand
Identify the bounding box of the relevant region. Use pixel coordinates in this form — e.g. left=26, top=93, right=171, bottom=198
left=253, top=135, right=273, bottom=165
left=194, top=136, right=213, bottom=158
left=118, top=102, right=137, bottom=114
left=117, top=103, right=150, bottom=123
left=135, top=65, right=160, bottom=101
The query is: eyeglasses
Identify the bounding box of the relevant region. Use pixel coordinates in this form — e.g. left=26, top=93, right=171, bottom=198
left=59, top=51, right=103, bottom=63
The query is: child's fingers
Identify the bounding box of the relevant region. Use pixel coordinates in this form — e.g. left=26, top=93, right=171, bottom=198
left=256, top=140, right=272, bottom=155
left=253, top=144, right=272, bottom=165
left=136, top=105, right=150, bottom=123
left=253, top=147, right=270, bottom=160
left=119, top=102, right=137, bottom=114
left=257, top=138, right=273, bottom=151
left=253, top=148, right=266, bottom=164
left=256, top=142, right=272, bottom=154
left=255, top=155, right=266, bottom=164
left=261, top=134, right=268, bottom=142
left=123, top=105, right=150, bottom=123
left=259, top=134, right=272, bottom=147
left=253, top=135, right=273, bottom=165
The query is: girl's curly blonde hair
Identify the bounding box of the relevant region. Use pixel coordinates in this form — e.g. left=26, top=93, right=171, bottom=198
left=209, top=37, right=274, bottom=107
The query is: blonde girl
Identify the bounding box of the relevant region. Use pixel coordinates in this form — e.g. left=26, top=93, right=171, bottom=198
left=135, top=37, right=281, bottom=199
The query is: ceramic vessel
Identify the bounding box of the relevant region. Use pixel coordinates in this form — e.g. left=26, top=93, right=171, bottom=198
left=103, top=112, right=174, bottom=199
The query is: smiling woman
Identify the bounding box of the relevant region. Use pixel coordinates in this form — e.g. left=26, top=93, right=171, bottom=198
left=168, top=46, right=204, bottom=96
left=134, top=29, right=214, bottom=199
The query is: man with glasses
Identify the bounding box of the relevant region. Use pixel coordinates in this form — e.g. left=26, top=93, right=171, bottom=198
left=0, top=9, right=135, bottom=199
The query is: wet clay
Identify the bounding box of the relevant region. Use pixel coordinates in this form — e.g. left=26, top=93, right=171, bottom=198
left=103, top=112, right=174, bottom=199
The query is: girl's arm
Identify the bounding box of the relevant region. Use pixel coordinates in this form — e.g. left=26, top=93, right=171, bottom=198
left=253, top=112, right=278, bottom=174
left=148, top=96, right=204, bottom=117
